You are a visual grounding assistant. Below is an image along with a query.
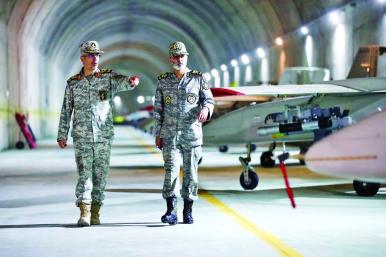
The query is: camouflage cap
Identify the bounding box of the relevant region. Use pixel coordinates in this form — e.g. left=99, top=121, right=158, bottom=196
left=80, top=41, right=104, bottom=55
left=169, top=41, right=189, bottom=56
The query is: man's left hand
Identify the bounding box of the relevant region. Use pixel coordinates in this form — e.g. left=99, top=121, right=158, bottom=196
left=197, top=107, right=209, bottom=123
left=129, top=76, right=140, bottom=87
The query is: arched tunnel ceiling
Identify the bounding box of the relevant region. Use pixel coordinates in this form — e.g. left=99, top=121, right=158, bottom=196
left=4, top=0, right=352, bottom=110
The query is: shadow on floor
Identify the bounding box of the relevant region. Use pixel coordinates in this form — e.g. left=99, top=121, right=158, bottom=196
left=200, top=184, right=386, bottom=200
left=106, top=188, right=162, bottom=194
left=0, top=222, right=168, bottom=229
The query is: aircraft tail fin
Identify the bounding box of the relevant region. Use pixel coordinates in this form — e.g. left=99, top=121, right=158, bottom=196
left=347, top=45, right=386, bottom=78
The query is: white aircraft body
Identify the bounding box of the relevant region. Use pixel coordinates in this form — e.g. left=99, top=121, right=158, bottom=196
left=305, top=110, right=386, bottom=196
left=202, top=45, right=386, bottom=190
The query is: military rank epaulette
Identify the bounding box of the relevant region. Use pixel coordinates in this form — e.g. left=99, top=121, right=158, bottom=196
left=67, top=74, right=81, bottom=83
left=188, top=70, right=202, bottom=77
left=158, top=72, right=171, bottom=80
left=100, top=68, right=112, bottom=74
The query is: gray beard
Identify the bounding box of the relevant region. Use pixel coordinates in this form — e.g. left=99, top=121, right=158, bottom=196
left=172, top=64, right=186, bottom=71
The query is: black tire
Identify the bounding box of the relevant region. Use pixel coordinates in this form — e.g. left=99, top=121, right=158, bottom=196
left=15, top=141, right=25, bottom=149
left=239, top=170, right=259, bottom=190
left=219, top=145, right=229, bottom=153
left=353, top=180, right=380, bottom=196
left=260, top=151, right=275, bottom=167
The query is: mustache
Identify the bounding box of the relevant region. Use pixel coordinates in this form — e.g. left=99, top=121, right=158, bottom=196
left=172, top=64, right=186, bottom=70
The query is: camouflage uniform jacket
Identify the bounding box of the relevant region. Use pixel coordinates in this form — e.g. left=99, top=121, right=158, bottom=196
left=154, top=69, right=215, bottom=146
left=57, top=68, right=134, bottom=143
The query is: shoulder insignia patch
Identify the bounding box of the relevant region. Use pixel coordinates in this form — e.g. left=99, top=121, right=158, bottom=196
left=100, top=68, right=112, bottom=74
left=158, top=72, right=171, bottom=80
left=189, top=70, right=202, bottom=77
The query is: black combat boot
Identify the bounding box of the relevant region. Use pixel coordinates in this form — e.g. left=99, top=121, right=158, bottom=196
left=161, top=197, right=178, bottom=225
left=183, top=199, right=194, bottom=224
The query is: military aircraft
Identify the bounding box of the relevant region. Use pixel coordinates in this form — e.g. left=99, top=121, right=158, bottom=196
left=305, top=110, right=386, bottom=196
left=203, top=45, right=386, bottom=190
left=215, top=66, right=331, bottom=153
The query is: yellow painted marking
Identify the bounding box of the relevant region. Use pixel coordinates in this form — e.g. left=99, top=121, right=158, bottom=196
left=129, top=129, right=163, bottom=161
left=0, top=106, right=59, bottom=118
left=306, top=155, right=377, bottom=162
left=291, top=154, right=305, bottom=160
left=200, top=190, right=304, bottom=257
left=132, top=130, right=303, bottom=256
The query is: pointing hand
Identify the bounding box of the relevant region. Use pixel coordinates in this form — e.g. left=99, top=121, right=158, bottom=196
left=129, top=76, right=140, bottom=87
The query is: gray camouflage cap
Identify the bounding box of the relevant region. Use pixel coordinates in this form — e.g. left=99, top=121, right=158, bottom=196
left=80, top=41, right=104, bottom=55
left=169, top=41, right=189, bottom=56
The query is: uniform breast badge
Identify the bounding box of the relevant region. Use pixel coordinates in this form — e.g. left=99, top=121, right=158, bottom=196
left=98, top=90, right=108, bottom=101
left=165, top=95, right=172, bottom=104
left=187, top=93, right=197, bottom=104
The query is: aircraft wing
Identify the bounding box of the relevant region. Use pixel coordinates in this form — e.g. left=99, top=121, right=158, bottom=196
left=211, top=77, right=386, bottom=102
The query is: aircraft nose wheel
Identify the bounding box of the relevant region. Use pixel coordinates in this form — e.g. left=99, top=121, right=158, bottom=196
left=238, top=144, right=259, bottom=190
left=239, top=169, right=259, bottom=190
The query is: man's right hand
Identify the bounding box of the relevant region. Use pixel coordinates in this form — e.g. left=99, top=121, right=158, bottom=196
left=58, top=139, right=67, bottom=149
left=155, top=136, right=163, bottom=150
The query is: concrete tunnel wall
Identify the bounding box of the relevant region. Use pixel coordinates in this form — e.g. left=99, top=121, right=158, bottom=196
left=0, top=0, right=385, bottom=151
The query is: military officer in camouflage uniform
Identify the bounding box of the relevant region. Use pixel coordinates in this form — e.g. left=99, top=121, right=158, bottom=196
left=57, top=41, right=140, bottom=227
left=154, top=41, right=214, bottom=225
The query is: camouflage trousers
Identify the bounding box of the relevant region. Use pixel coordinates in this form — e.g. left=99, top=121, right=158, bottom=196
left=73, top=140, right=112, bottom=206
left=162, top=137, right=202, bottom=201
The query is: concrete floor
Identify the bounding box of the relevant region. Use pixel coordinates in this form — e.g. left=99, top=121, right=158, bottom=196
left=0, top=126, right=385, bottom=257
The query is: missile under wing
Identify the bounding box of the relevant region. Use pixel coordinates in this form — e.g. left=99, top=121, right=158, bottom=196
left=305, top=110, right=386, bottom=196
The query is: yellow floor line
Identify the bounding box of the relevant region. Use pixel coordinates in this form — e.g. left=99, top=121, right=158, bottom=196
left=200, top=190, right=304, bottom=257
left=129, top=128, right=163, bottom=161
left=131, top=129, right=303, bottom=257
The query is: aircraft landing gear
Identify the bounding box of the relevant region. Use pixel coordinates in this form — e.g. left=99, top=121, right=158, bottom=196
left=239, top=144, right=259, bottom=190
left=353, top=180, right=380, bottom=196
left=260, top=151, right=275, bottom=167
left=260, top=142, right=276, bottom=168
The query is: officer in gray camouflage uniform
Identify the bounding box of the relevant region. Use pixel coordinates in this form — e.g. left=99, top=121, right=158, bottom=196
left=57, top=41, right=140, bottom=227
left=154, top=41, right=214, bottom=225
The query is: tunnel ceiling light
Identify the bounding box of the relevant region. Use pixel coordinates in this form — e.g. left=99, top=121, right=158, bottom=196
left=113, top=96, right=122, bottom=106
left=220, top=64, right=227, bottom=71
left=137, top=95, right=145, bottom=104
left=256, top=47, right=266, bottom=58
left=241, top=54, right=250, bottom=64
left=377, top=0, right=385, bottom=4
left=300, top=26, right=309, bottom=35
left=328, top=11, right=341, bottom=25
left=275, top=37, right=283, bottom=46
left=211, top=69, right=219, bottom=77
left=230, top=59, right=238, bottom=67
left=203, top=72, right=211, bottom=81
